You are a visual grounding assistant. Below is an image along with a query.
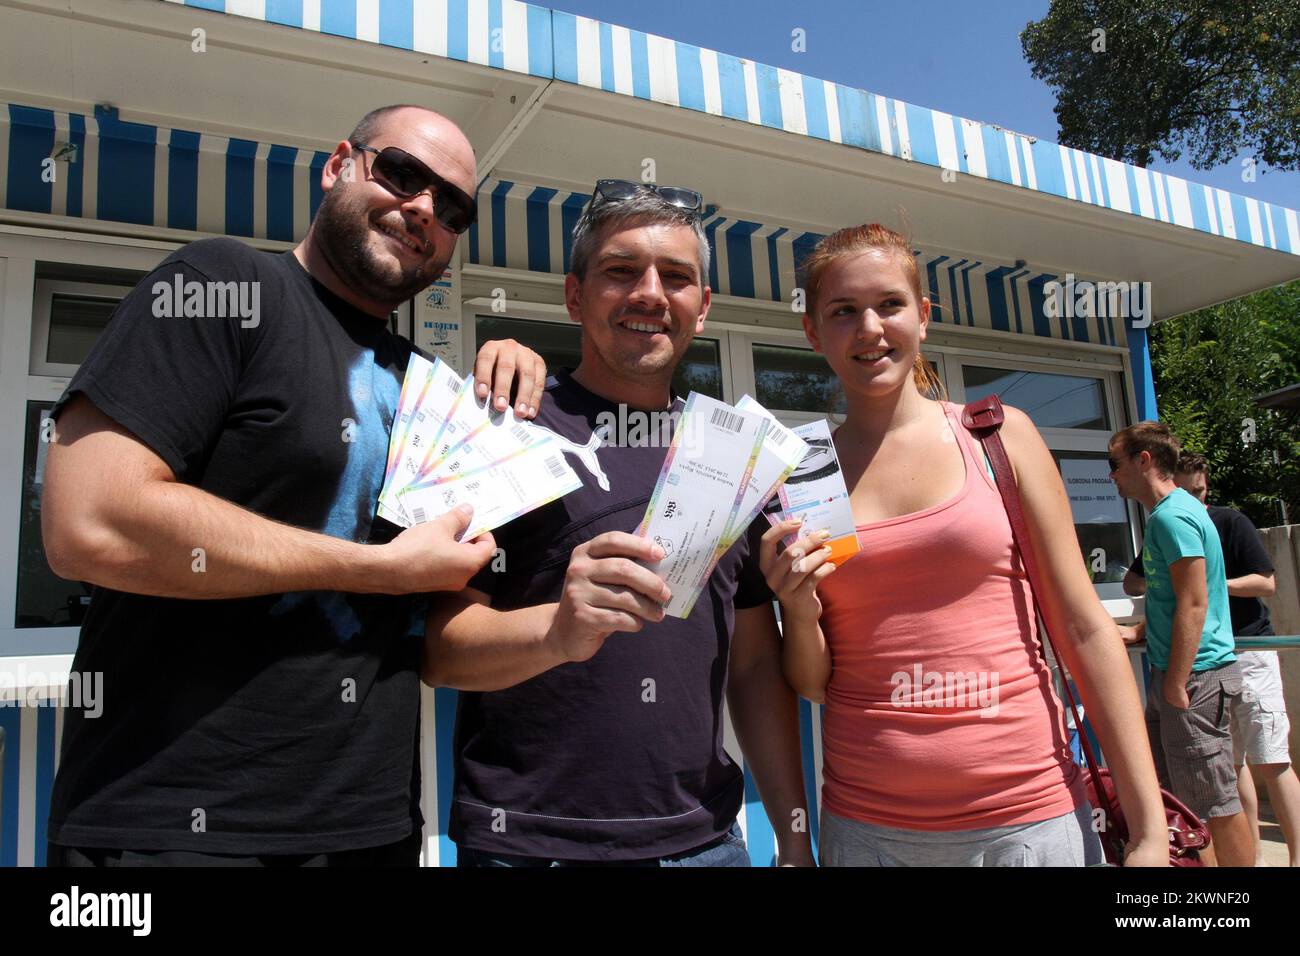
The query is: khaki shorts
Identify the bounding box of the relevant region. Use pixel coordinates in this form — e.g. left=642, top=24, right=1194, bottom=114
left=1146, top=661, right=1243, bottom=821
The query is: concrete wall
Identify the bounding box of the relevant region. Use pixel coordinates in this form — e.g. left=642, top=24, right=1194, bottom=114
left=1260, top=525, right=1300, bottom=769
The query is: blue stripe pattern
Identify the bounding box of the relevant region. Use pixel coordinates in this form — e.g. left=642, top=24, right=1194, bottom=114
left=95, top=106, right=154, bottom=226
left=466, top=178, right=1152, bottom=343
left=156, top=0, right=1298, bottom=255
left=0, top=102, right=1159, bottom=343
left=225, top=138, right=257, bottom=237
left=0, top=707, right=20, bottom=867
left=167, top=129, right=201, bottom=231
left=7, top=105, right=54, bottom=214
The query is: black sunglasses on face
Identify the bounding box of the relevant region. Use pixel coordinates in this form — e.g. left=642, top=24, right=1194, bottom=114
left=351, top=143, right=477, bottom=234
left=587, top=179, right=704, bottom=218
left=1108, top=452, right=1134, bottom=472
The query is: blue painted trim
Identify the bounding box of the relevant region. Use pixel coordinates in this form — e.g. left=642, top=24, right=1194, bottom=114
left=1126, top=322, right=1159, bottom=421
left=0, top=708, right=20, bottom=867
left=742, top=766, right=776, bottom=867
left=34, top=709, right=55, bottom=867
left=434, top=688, right=459, bottom=866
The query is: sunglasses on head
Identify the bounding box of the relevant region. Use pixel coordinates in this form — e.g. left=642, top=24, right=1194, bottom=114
left=351, top=143, right=477, bottom=234
left=586, top=179, right=704, bottom=218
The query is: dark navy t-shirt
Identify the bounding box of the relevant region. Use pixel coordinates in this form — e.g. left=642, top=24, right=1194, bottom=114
left=47, top=238, right=427, bottom=855
left=453, top=369, right=773, bottom=861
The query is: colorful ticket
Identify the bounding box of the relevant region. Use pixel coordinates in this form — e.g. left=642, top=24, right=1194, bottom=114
left=378, top=356, right=466, bottom=526
left=637, top=393, right=768, bottom=619
left=728, top=396, right=810, bottom=548
left=396, top=440, right=581, bottom=540
left=378, top=360, right=582, bottom=535
left=762, top=418, right=861, bottom=565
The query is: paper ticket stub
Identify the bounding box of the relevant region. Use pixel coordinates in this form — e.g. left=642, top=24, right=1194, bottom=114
left=728, top=396, right=809, bottom=548
left=397, top=440, right=581, bottom=540
left=637, top=393, right=768, bottom=619
left=401, top=398, right=561, bottom=502
left=379, top=356, right=467, bottom=526
left=762, top=418, right=861, bottom=565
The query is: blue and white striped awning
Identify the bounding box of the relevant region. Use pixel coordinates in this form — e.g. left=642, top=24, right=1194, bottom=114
left=161, top=0, right=1300, bottom=257
left=1, top=101, right=1116, bottom=344
left=3, top=103, right=331, bottom=240
left=472, top=178, right=1120, bottom=344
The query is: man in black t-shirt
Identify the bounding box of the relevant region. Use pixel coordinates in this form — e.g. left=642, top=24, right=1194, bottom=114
left=425, top=182, right=814, bottom=866
left=42, top=105, right=545, bottom=866
left=1124, top=452, right=1299, bottom=865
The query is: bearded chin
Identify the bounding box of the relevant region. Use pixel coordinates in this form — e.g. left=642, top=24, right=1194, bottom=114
left=314, top=187, right=448, bottom=307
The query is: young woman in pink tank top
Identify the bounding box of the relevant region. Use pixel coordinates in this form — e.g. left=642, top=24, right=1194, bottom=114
left=760, top=224, right=1167, bottom=866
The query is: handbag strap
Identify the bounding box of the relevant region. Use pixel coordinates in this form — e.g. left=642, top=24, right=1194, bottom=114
left=959, top=395, right=1119, bottom=826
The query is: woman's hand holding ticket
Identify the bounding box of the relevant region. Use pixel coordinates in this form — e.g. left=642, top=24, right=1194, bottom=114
left=760, top=519, right=838, bottom=622
left=545, top=531, right=672, bottom=663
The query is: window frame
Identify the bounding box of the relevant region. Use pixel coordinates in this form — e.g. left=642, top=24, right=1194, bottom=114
left=29, top=278, right=136, bottom=377
left=942, top=352, right=1140, bottom=602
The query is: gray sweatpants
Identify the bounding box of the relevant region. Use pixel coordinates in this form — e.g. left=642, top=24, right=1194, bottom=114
left=819, top=803, right=1104, bottom=867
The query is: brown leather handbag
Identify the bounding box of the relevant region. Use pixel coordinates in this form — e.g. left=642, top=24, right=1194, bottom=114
left=961, top=394, right=1209, bottom=866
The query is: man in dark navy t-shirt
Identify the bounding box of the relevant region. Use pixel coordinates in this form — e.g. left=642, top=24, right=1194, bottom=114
left=425, top=182, right=814, bottom=866
left=42, top=105, right=545, bottom=866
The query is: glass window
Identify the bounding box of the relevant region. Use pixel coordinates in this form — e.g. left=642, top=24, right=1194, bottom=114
left=45, top=293, right=117, bottom=366
left=963, top=366, right=1109, bottom=430
left=474, top=315, right=722, bottom=399
left=1050, top=450, right=1135, bottom=585
left=17, top=402, right=92, bottom=628
left=752, top=343, right=844, bottom=415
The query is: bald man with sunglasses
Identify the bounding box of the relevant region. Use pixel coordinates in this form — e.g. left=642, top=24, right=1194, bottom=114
left=42, top=105, right=545, bottom=866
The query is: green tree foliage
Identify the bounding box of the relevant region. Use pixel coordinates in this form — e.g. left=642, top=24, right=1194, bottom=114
left=1150, top=282, right=1300, bottom=528
left=1022, top=0, right=1300, bottom=172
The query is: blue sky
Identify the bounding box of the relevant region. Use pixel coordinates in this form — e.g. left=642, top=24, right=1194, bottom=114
left=545, top=0, right=1297, bottom=209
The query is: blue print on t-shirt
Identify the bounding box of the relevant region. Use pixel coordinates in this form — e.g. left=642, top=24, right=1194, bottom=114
left=271, top=350, right=405, bottom=641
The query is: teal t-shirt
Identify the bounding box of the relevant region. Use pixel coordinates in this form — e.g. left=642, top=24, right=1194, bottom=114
left=1141, top=487, right=1235, bottom=672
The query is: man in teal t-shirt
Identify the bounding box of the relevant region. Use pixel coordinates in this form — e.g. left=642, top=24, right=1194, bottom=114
left=1140, top=487, right=1235, bottom=672
left=1109, top=422, right=1251, bottom=867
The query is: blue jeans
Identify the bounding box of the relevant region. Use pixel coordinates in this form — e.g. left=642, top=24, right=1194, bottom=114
left=456, top=821, right=750, bottom=867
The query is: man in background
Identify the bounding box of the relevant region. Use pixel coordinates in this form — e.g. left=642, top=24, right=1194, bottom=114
left=1109, top=423, right=1253, bottom=866
left=1125, top=452, right=1298, bottom=866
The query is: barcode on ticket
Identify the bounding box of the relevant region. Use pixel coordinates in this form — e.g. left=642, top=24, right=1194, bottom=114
left=411, top=506, right=427, bottom=523
left=545, top=455, right=564, bottom=479
left=768, top=429, right=788, bottom=447
left=510, top=424, right=531, bottom=444
left=710, top=408, right=744, bottom=433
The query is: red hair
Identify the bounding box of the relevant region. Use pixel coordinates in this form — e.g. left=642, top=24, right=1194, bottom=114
left=799, top=223, right=944, bottom=399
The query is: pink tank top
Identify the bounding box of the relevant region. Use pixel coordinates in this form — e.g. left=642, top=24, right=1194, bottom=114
left=816, top=401, right=1082, bottom=830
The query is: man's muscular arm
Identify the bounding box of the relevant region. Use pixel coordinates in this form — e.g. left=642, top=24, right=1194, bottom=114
left=42, top=395, right=494, bottom=599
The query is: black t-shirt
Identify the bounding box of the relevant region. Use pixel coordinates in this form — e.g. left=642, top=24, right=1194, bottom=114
left=47, top=238, right=427, bottom=855
left=453, top=369, right=773, bottom=861
left=1130, top=504, right=1274, bottom=637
